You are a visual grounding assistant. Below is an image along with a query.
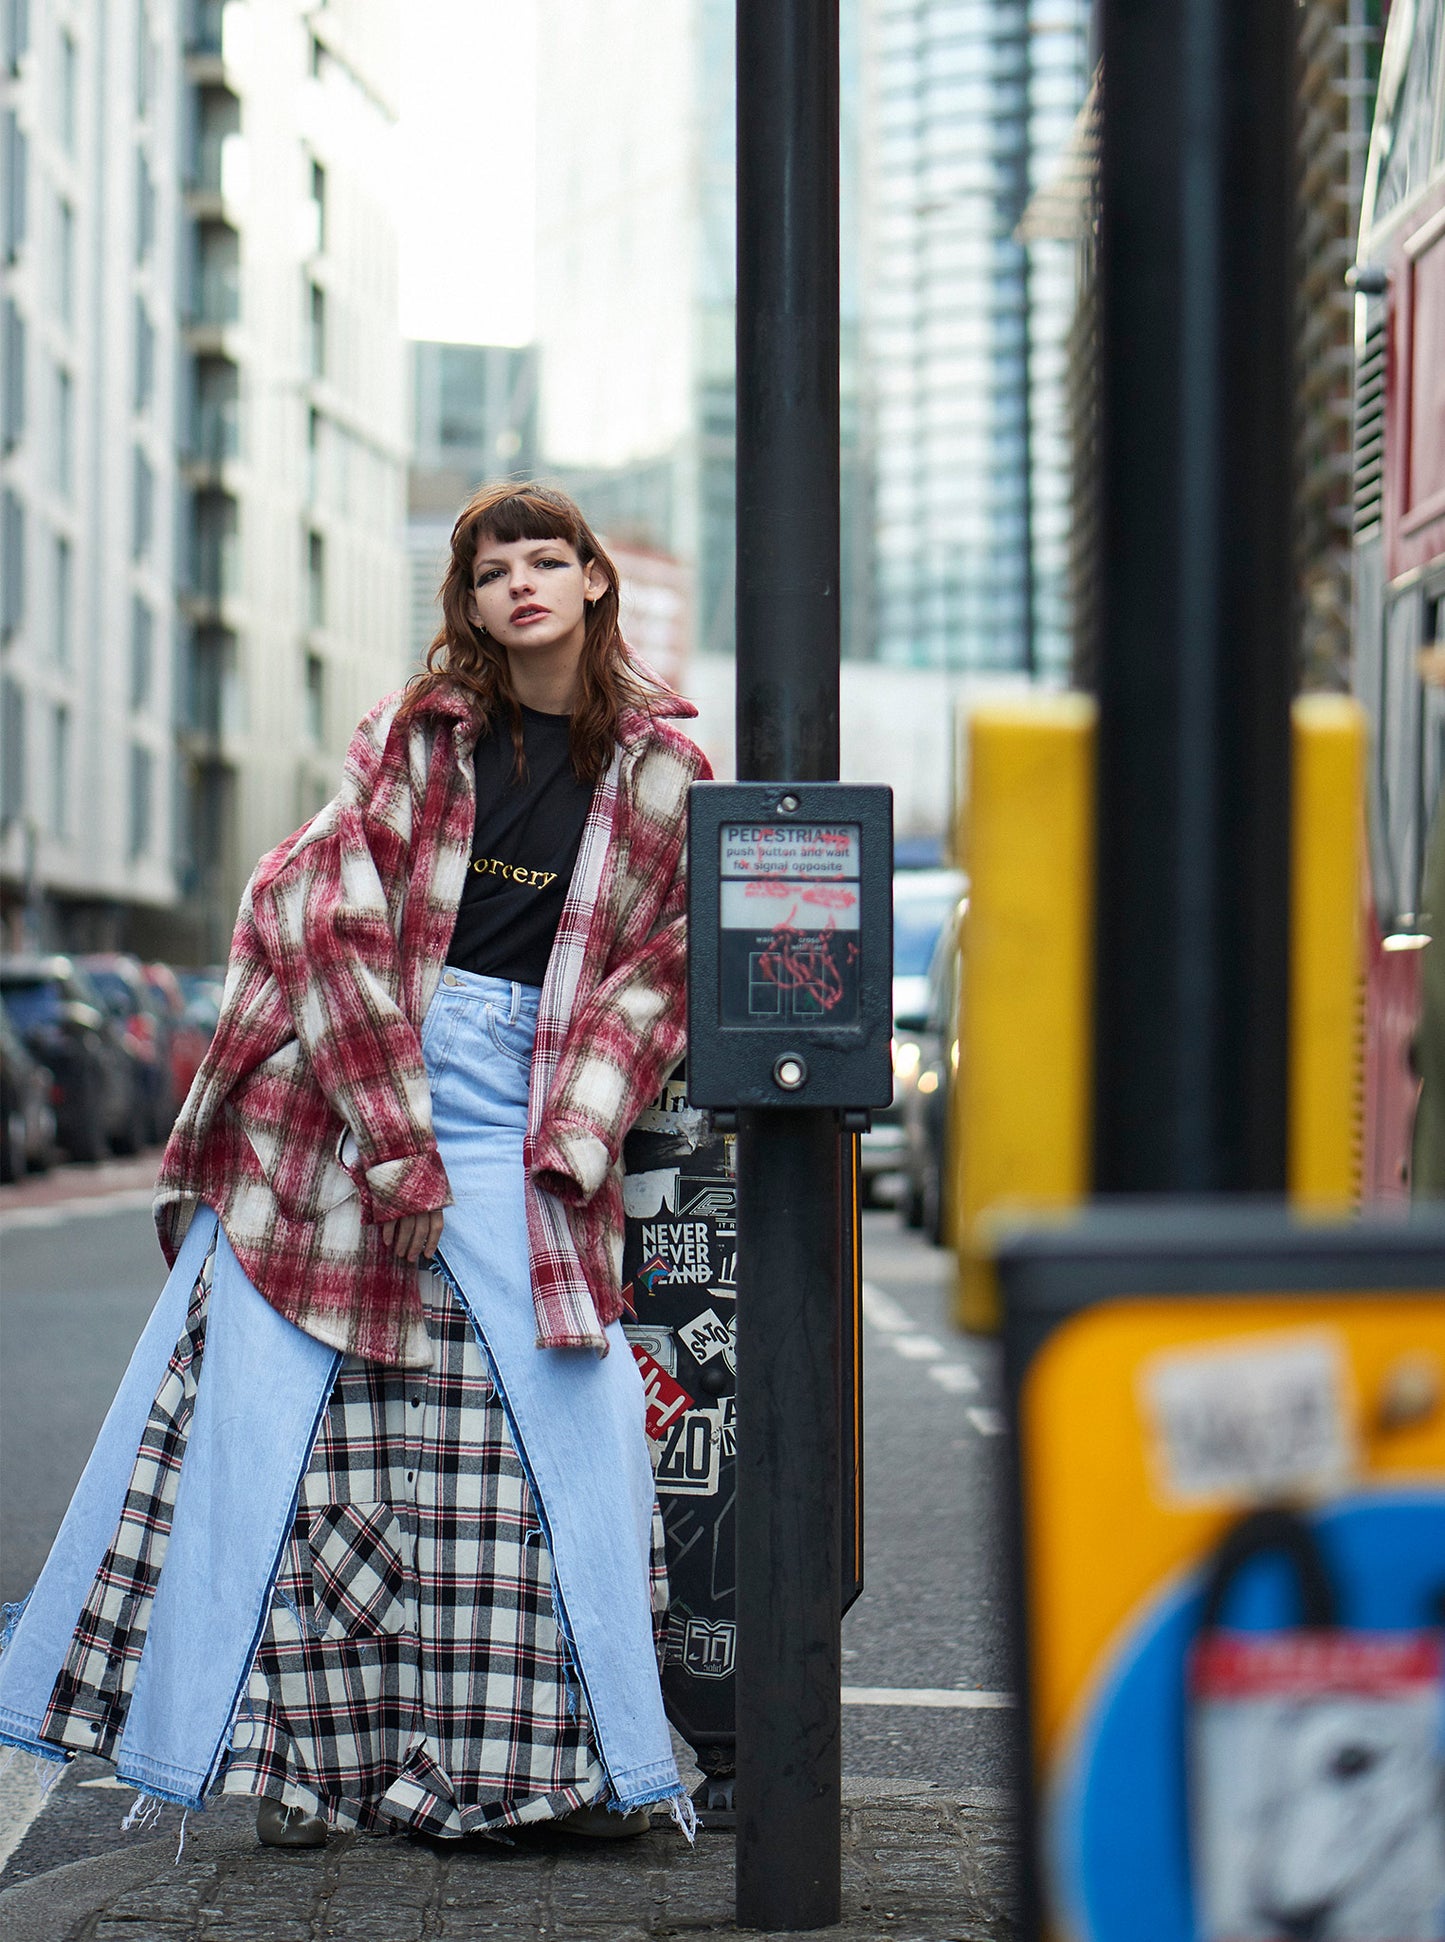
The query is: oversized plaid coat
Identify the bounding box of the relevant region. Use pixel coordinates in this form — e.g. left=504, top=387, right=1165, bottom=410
left=154, top=679, right=711, bottom=1369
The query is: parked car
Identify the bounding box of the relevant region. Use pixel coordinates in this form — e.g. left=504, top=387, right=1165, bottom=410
left=859, top=867, right=967, bottom=1205
left=81, top=953, right=177, bottom=1146
left=174, top=968, right=225, bottom=1070
left=898, top=903, right=964, bottom=1242
left=0, top=1003, right=58, bottom=1182
left=142, top=962, right=212, bottom=1109
left=0, top=957, right=143, bottom=1161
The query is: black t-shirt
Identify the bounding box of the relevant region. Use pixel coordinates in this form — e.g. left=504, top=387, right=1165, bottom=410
left=444, top=707, right=595, bottom=987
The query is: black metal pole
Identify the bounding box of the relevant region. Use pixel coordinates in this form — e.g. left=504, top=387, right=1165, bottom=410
left=1092, top=0, right=1296, bottom=1195
left=734, top=0, right=843, bottom=1929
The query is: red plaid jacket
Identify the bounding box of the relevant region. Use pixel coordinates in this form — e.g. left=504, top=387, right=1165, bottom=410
left=154, top=680, right=710, bottom=1368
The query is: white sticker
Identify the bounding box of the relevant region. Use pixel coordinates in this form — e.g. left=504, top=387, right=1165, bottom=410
left=622, top=1167, right=680, bottom=1219
left=1142, top=1331, right=1356, bottom=1505
left=678, top=1306, right=736, bottom=1371
left=654, top=1407, right=722, bottom=1496
left=622, top=1324, right=676, bottom=1375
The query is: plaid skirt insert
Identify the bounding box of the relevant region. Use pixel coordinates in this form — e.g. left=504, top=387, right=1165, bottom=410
left=220, top=1265, right=668, bottom=1836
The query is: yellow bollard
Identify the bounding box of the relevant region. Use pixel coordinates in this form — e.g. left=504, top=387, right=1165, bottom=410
left=951, top=691, right=1366, bottom=1333
left=951, top=696, right=1096, bottom=1333
left=1288, top=694, right=1366, bottom=1210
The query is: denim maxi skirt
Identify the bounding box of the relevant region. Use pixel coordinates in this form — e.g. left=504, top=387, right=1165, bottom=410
left=0, top=968, right=685, bottom=1831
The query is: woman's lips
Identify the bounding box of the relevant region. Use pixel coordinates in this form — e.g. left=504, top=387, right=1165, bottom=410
left=511, top=606, right=549, bottom=625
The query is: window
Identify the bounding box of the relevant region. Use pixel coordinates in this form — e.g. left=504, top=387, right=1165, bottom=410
left=52, top=532, right=69, bottom=664
left=128, top=742, right=153, bottom=856
left=1, top=298, right=23, bottom=449
left=130, top=595, right=153, bottom=708
left=310, top=158, right=327, bottom=251
left=1, top=674, right=24, bottom=819
left=49, top=702, right=69, bottom=836
left=57, top=195, right=73, bottom=317
left=132, top=447, right=154, bottom=558
left=54, top=364, right=71, bottom=493
left=1, top=487, right=22, bottom=635
left=135, top=0, right=152, bottom=115
left=133, top=298, right=154, bottom=413
left=135, top=152, right=154, bottom=263
left=192, top=490, right=237, bottom=600
left=3, top=112, right=26, bottom=260
left=304, top=651, right=324, bottom=745
left=190, top=0, right=223, bottom=57
left=59, top=28, right=76, bottom=154
left=195, top=86, right=239, bottom=194
left=195, top=221, right=239, bottom=325
left=307, top=529, right=325, bottom=629
left=195, top=355, right=239, bottom=462
left=5, top=0, right=32, bottom=74
left=308, top=281, right=325, bottom=378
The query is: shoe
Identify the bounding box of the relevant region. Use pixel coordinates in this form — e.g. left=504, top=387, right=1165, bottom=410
left=256, top=1798, right=328, bottom=1848
left=556, top=1802, right=651, bottom=1840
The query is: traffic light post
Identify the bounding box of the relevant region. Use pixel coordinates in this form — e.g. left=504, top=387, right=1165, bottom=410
left=732, top=1, right=845, bottom=1928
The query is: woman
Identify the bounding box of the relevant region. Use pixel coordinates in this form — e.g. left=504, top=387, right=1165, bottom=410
left=0, top=484, right=709, bottom=1847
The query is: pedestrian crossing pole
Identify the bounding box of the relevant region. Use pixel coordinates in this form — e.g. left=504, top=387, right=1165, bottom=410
left=733, top=0, right=844, bottom=1928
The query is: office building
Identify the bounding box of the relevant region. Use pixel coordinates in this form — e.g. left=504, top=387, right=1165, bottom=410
left=1, top=0, right=408, bottom=961
left=174, top=0, right=407, bottom=958
left=861, top=0, right=1090, bottom=675
left=2, top=0, right=186, bottom=948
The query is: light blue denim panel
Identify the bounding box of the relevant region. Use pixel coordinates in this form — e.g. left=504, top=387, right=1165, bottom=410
left=113, top=1226, right=340, bottom=1806
left=426, top=967, right=682, bottom=1812
left=0, top=1208, right=220, bottom=1764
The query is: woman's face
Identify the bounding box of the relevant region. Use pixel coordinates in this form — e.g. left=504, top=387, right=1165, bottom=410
left=469, top=534, right=607, bottom=659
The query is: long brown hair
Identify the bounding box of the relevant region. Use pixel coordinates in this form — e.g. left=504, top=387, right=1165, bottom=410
left=403, top=482, right=663, bottom=782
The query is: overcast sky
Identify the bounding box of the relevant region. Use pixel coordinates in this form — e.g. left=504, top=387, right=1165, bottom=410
left=397, top=1, right=537, bottom=346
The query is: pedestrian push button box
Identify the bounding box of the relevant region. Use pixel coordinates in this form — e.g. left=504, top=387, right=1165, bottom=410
left=686, top=782, right=894, bottom=1109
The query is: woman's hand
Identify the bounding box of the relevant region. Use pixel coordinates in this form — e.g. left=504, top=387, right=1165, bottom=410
left=380, top=1208, right=445, bottom=1264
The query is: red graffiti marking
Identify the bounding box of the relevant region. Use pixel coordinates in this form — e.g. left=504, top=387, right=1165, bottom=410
left=756, top=918, right=853, bottom=1014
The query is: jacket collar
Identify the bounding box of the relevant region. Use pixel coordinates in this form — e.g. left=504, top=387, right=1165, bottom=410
left=411, top=668, right=699, bottom=754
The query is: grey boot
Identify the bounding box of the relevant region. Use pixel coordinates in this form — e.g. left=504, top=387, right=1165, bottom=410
left=256, top=1798, right=328, bottom=1848
left=556, top=1802, right=651, bottom=1840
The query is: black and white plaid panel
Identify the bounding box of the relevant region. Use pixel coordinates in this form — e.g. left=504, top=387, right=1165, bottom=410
left=39, top=1250, right=214, bottom=1758
left=221, top=1273, right=665, bottom=1837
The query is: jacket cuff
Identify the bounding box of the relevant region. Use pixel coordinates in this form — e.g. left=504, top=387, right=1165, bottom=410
left=528, top=1123, right=612, bottom=1208
left=363, top=1148, right=452, bottom=1222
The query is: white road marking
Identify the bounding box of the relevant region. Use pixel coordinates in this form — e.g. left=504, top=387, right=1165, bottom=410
left=928, top=1363, right=981, bottom=1395
left=891, top=1335, right=945, bottom=1362
left=968, top=1406, right=1006, bottom=1437
left=0, top=1187, right=157, bottom=1231
left=841, top=1687, right=1014, bottom=1710
left=860, top=1283, right=916, bottom=1334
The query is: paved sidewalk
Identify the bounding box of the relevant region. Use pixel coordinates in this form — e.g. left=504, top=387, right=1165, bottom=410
left=0, top=1781, right=1016, bottom=1941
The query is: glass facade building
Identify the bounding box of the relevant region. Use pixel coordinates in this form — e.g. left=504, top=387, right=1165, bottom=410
left=863, top=0, right=1089, bottom=675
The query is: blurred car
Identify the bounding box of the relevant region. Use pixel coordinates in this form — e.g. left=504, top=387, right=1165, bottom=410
left=81, top=953, right=177, bottom=1146
left=859, top=866, right=967, bottom=1205
left=141, top=962, right=211, bottom=1113
left=0, top=957, right=142, bottom=1161
left=175, top=967, right=225, bottom=1041
left=0, top=1003, right=58, bottom=1182
left=899, top=904, right=964, bottom=1242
